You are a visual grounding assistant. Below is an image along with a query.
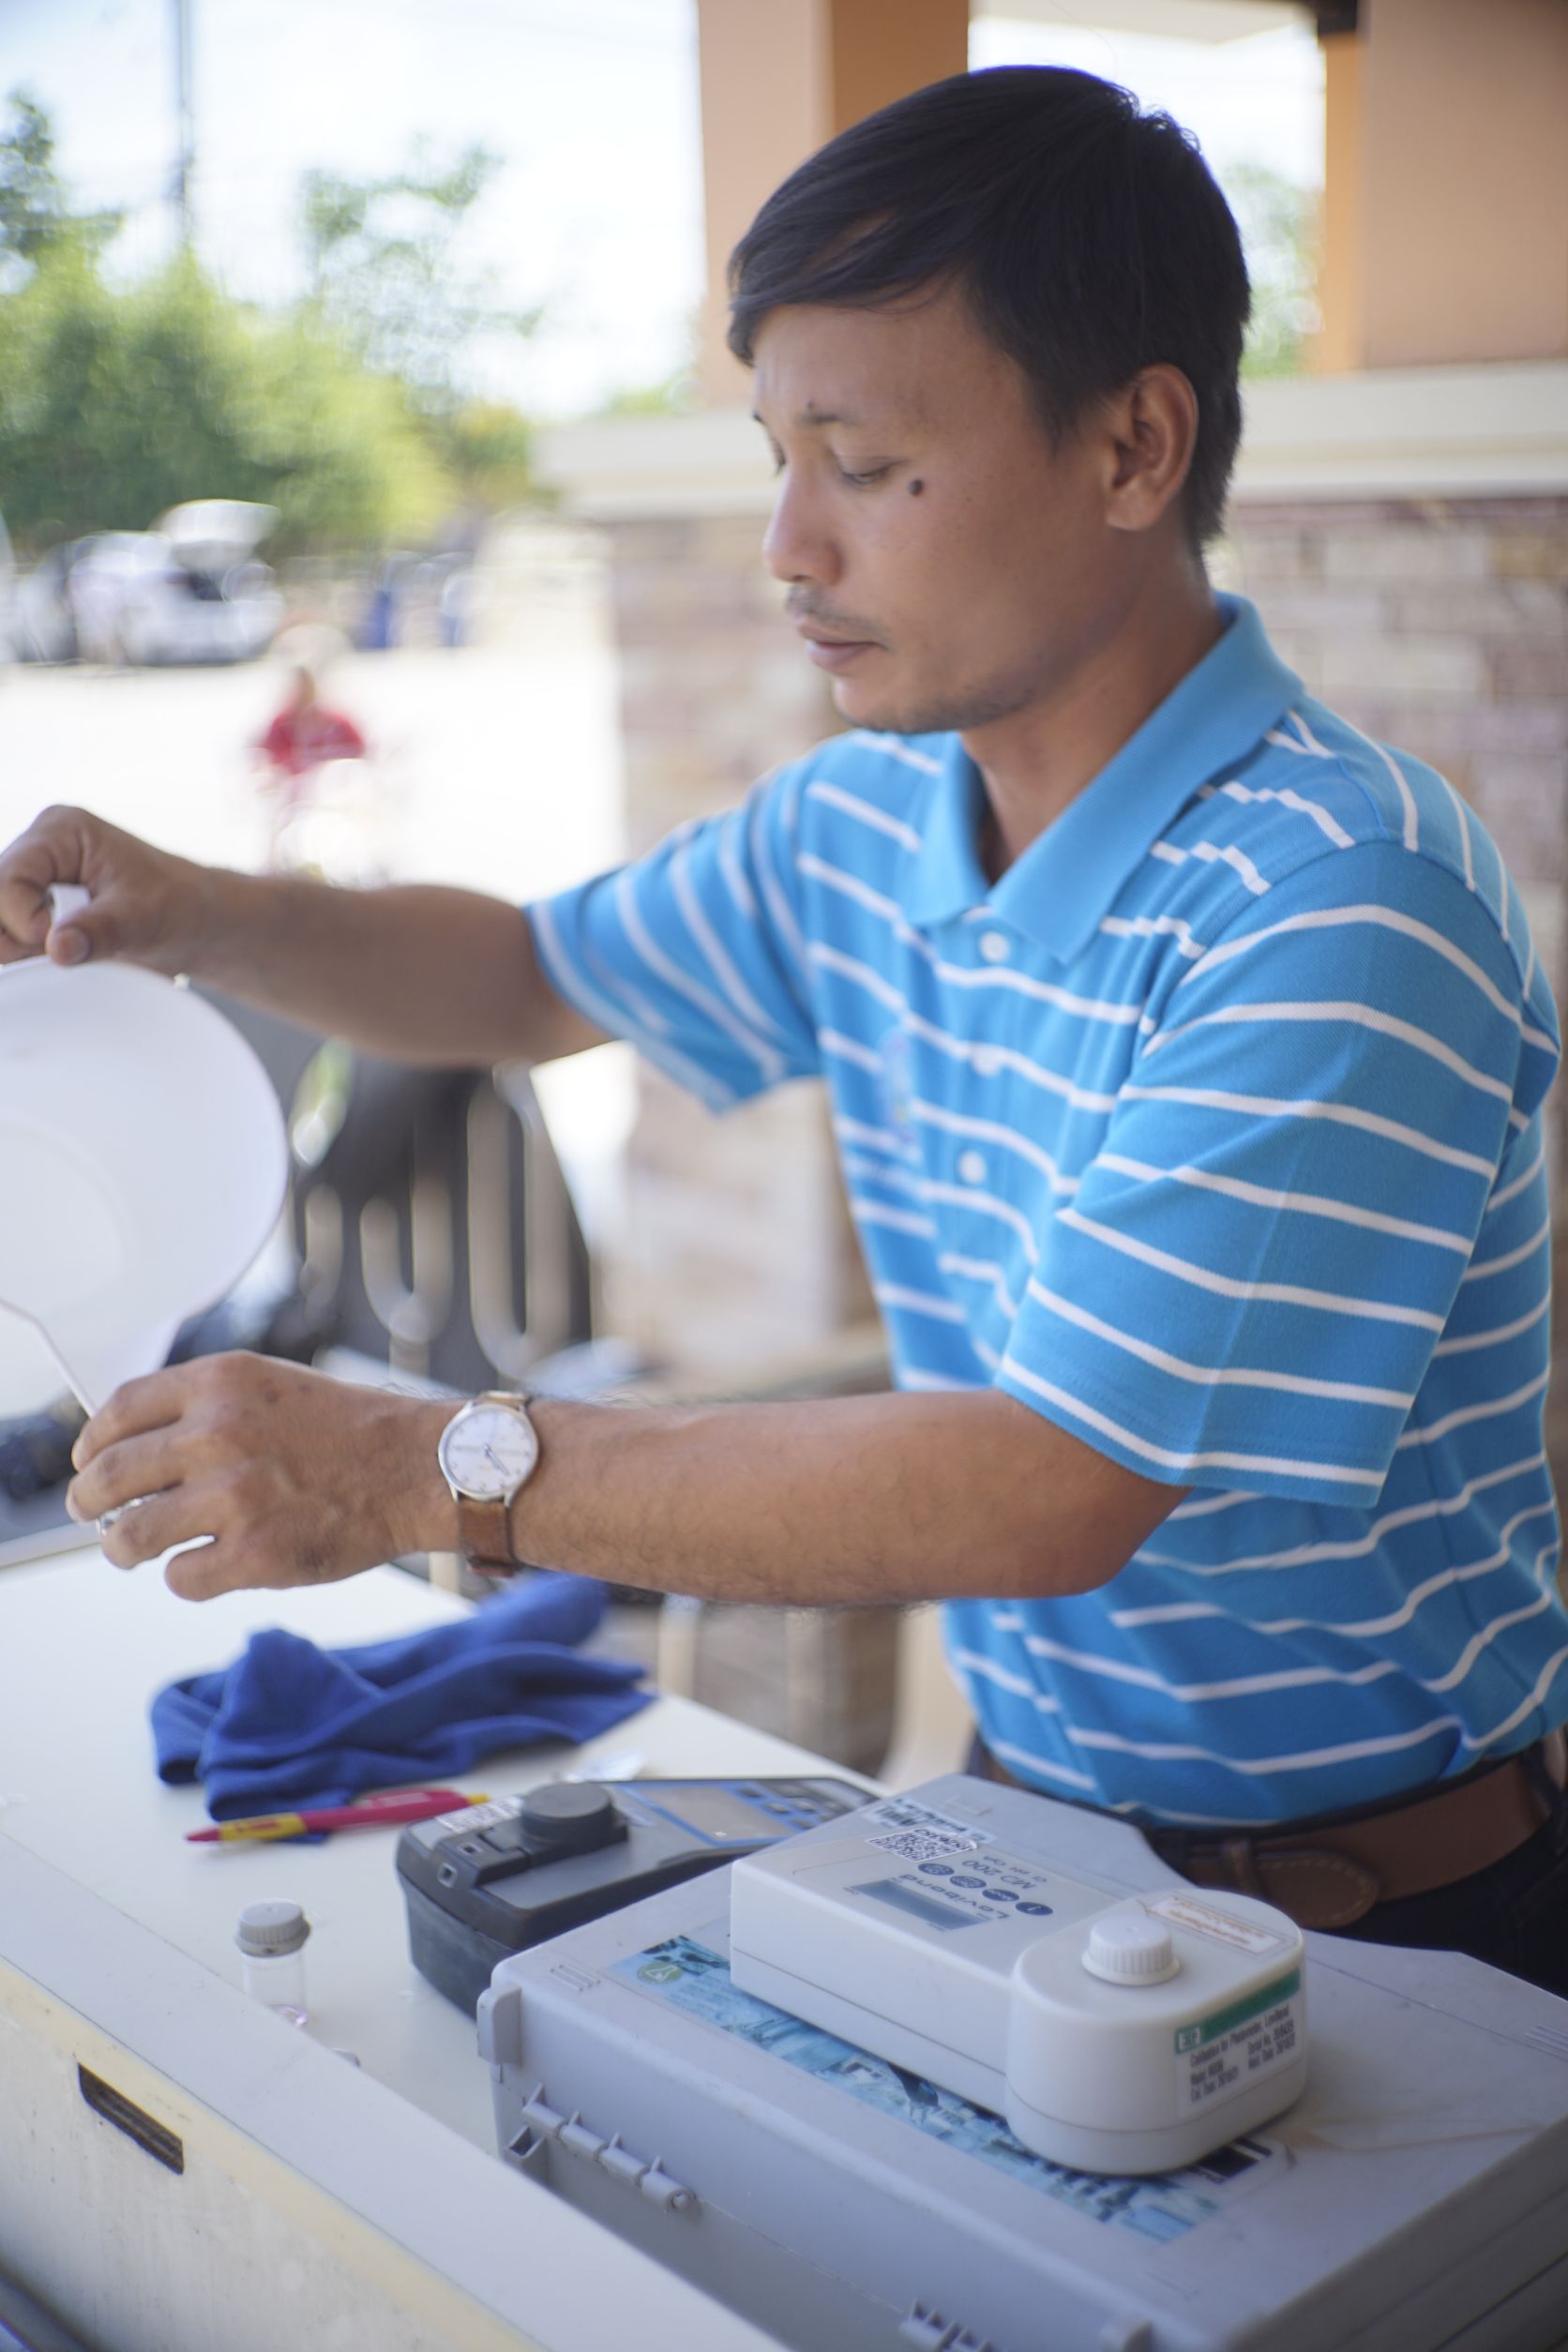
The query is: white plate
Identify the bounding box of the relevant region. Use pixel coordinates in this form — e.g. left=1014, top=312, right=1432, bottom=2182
left=0, top=958, right=289, bottom=1417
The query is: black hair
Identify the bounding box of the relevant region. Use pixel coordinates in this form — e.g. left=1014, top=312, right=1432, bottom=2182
left=727, top=67, right=1250, bottom=547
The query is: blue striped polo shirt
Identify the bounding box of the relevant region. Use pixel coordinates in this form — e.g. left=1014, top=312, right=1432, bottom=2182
left=528, top=595, right=1567, bottom=1828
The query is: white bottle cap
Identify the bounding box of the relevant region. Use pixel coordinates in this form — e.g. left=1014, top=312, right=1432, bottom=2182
left=1081, top=1903, right=1180, bottom=1986
left=235, top=1898, right=311, bottom=1957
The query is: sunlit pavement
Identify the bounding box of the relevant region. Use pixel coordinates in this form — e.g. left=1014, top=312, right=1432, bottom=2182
left=0, top=641, right=624, bottom=902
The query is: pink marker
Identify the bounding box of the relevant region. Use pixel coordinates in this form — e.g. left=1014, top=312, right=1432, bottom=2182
left=188, top=1787, right=490, bottom=1845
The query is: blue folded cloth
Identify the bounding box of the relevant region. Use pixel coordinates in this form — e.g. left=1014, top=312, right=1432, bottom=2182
left=151, top=1571, right=651, bottom=1820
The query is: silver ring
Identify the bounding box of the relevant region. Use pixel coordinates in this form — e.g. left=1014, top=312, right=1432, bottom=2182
left=97, top=1494, right=157, bottom=1536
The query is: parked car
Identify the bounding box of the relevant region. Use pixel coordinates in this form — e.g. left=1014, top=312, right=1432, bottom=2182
left=12, top=539, right=83, bottom=663
left=66, top=532, right=174, bottom=662
left=13, top=501, right=284, bottom=667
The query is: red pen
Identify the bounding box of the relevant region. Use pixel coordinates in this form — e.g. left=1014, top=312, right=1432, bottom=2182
left=186, top=1787, right=491, bottom=1845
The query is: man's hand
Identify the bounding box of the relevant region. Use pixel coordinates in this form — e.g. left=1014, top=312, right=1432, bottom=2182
left=0, top=805, right=211, bottom=974
left=65, top=1354, right=454, bottom=1601
left=2, top=804, right=604, bottom=1068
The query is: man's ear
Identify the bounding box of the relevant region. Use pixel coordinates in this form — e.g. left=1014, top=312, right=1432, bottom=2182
left=1102, top=365, right=1199, bottom=535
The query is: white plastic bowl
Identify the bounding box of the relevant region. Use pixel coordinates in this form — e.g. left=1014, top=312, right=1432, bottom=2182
left=0, top=953, right=289, bottom=1417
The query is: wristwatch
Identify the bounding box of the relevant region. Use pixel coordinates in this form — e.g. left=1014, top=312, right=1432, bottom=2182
left=437, top=1391, right=540, bottom=1575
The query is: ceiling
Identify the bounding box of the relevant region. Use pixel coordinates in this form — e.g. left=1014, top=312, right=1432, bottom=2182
left=976, top=1, right=1311, bottom=44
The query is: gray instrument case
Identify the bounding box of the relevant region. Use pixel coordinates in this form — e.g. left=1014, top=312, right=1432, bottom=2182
left=478, top=1778, right=1568, bottom=2352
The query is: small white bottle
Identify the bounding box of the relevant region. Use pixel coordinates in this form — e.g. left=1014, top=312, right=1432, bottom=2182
left=235, top=1898, right=311, bottom=2026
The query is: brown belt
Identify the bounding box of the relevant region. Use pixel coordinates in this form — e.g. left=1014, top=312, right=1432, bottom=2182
left=972, top=1728, right=1568, bottom=1931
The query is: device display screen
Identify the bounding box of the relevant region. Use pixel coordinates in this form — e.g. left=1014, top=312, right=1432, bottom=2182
left=850, top=1877, right=982, bottom=1933
left=650, top=1785, right=780, bottom=1843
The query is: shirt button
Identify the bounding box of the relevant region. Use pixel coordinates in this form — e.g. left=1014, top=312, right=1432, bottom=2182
left=957, top=1149, right=988, bottom=1184
left=973, top=1047, right=1003, bottom=1078
left=978, top=930, right=1011, bottom=963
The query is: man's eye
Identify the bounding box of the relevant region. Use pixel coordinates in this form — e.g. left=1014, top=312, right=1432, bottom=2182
left=838, top=465, right=892, bottom=489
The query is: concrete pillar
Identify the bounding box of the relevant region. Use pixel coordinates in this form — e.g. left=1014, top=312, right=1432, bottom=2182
left=694, top=0, right=970, bottom=403
left=1313, top=26, right=1364, bottom=376
left=1316, top=0, right=1568, bottom=371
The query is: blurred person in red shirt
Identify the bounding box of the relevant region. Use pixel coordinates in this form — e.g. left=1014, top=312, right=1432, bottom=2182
left=254, top=665, right=368, bottom=863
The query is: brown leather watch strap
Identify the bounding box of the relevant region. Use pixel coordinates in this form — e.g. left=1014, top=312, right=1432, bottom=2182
left=456, top=1493, right=516, bottom=1576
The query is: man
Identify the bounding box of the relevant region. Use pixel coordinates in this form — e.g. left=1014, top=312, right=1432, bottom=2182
left=4, top=68, right=1565, bottom=1989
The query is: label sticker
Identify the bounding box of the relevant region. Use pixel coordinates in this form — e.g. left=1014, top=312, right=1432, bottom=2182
left=864, top=1797, right=991, bottom=1845
left=434, top=1797, right=520, bottom=1834
left=1175, top=1971, right=1303, bottom=2114
left=867, top=1828, right=982, bottom=1863
left=1151, top=1892, right=1294, bottom=1956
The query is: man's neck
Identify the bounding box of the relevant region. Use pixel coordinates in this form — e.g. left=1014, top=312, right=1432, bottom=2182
left=965, top=570, right=1225, bottom=880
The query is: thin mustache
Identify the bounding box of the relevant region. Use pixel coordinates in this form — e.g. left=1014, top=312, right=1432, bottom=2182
left=786, top=596, right=883, bottom=643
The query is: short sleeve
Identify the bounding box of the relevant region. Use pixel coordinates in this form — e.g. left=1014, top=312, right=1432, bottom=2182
left=526, top=763, right=822, bottom=1109
left=998, top=843, right=1531, bottom=1505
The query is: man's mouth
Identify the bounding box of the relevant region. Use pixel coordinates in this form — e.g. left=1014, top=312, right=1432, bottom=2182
left=795, top=622, right=883, bottom=672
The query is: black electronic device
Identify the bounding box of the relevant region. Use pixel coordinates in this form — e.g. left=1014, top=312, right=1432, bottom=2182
left=395, top=1773, right=867, bottom=2013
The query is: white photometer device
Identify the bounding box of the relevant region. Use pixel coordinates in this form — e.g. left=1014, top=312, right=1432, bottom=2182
left=483, top=1773, right=1568, bottom=2351
left=728, top=1783, right=1308, bottom=2175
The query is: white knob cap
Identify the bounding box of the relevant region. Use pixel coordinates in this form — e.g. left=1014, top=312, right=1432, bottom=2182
left=1082, top=1903, right=1180, bottom=1986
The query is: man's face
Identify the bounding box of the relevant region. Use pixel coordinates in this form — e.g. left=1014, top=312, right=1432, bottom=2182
left=752, top=286, right=1123, bottom=739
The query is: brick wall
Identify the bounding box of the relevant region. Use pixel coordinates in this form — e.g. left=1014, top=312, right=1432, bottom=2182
left=1223, top=498, right=1568, bottom=1001
left=1223, top=495, right=1568, bottom=1493
left=600, top=513, right=874, bottom=1382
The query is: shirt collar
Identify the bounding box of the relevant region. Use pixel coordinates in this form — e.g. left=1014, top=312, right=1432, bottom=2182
left=899, top=596, right=1302, bottom=961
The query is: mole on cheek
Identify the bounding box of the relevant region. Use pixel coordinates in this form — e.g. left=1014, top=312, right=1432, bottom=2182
left=909, top=478, right=925, bottom=497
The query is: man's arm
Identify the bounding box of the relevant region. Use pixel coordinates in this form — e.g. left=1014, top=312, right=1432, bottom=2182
left=65, top=1354, right=1184, bottom=1606
left=494, top=1387, right=1184, bottom=1606
left=0, top=804, right=604, bottom=1067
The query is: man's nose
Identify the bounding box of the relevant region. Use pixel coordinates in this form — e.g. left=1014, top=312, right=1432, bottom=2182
left=761, top=472, right=840, bottom=590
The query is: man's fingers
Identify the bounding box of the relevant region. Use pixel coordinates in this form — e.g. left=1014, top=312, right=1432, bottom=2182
left=45, top=906, right=118, bottom=966
left=43, top=882, right=132, bottom=968
left=68, top=1424, right=189, bottom=1522
left=0, top=835, right=63, bottom=959
left=163, top=1537, right=291, bottom=1604
left=0, top=807, right=118, bottom=957
left=97, top=1490, right=202, bottom=1570
left=73, top=1364, right=209, bottom=1470
left=0, top=914, right=48, bottom=964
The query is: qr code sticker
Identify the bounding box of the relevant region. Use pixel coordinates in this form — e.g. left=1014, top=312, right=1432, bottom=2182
left=868, top=1829, right=981, bottom=1862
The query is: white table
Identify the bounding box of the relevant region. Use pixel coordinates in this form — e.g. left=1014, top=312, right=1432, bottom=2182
left=0, top=1542, right=873, bottom=2350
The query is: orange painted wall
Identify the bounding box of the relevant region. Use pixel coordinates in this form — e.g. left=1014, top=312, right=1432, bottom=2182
left=695, top=0, right=968, bottom=402
left=1319, top=0, right=1568, bottom=370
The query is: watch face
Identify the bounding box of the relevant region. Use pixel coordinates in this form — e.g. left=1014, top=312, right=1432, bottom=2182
left=440, top=1402, right=539, bottom=1500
